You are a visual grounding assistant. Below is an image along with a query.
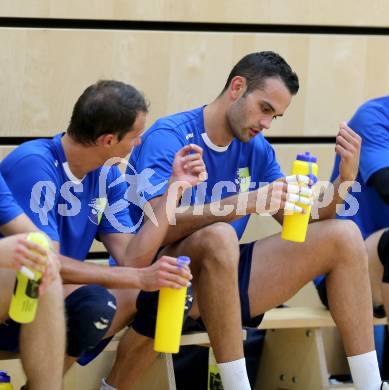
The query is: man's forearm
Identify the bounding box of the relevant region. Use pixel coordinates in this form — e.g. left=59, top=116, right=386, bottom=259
left=59, top=255, right=141, bottom=289
left=121, top=183, right=187, bottom=267
left=0, top=214, right=39, bottom=236
left=161, top=190, right=258, bottom=245
left=316, top=176, right=353, bottom=220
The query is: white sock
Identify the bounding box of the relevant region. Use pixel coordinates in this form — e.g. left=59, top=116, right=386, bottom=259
left=217, top=358, right=251, bottom=390
left=347, top=350, right=381, bottom=390
left=100, top=378, right=118, bottom=390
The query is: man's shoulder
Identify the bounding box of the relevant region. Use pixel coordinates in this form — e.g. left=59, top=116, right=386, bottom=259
left=350, top=96, right=389, bottom=135
left=146, top=107, right=203, bottom=137
left=356, top=96, right=389, bottom=119
left=362, top=95, right=389, bottom=109
left=2, top=138, right=55, bottom=169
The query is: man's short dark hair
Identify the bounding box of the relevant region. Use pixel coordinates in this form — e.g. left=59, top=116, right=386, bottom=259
left=222, top=51, right=299, bottom=96
left=67, top=80, right=149, bottom=145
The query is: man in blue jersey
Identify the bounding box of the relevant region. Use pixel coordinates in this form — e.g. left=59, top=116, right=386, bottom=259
left=0, top=80, right=206, bottom=379
left=105, top=52, right=387, bottom=390
left=0, top=173, right=65, bottom=390
left=315, top=96, right=389, bottom=335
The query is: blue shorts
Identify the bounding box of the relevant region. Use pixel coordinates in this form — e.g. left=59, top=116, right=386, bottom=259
left=133, top=242, right=264, bottom=337
left=237, top=242, right=264, bottom=328
left=0, top=319, right=19, bottom=352
left=0, top=284, right=116, bottom=366
left=315, top=277, right=329, bottom=308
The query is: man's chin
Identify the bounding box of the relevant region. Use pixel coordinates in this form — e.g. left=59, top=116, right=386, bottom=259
left=232, top=129, right=250, bottom=143
left=240, top=133, right=252, bottom=143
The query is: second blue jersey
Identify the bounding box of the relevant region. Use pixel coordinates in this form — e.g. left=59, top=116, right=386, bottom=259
left=0, top=173, right=23, bottom=226
left=128, top=106, right=283, bottom=239
left=0, top=133, right=134, bottom=260
left=332, top=96, right=389, bottom=239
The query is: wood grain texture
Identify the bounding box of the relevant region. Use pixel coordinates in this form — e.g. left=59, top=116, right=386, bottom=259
left=1, top=0, right=389, bottom=27
left=1, top=28, right=389, bottom=137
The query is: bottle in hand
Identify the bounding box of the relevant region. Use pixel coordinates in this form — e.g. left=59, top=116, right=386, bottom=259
left=281, top=152, right=318, bottom=243
left=8, top=232, right=49, bottom=324
left=154, top=256, right=191, bottom=353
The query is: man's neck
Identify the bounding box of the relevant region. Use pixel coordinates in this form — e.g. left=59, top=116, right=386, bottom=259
left=61, top=134, right=102, bottom=179
left=203, top=98, right=233, bottom=147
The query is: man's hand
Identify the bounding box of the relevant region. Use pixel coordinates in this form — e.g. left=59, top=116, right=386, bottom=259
left=336, top=122, right=361, bottom=183
left=0, top=233, right=48, bottom=273
left=249, top=175, right=314, bottom=215
left=39, top=248, right=61, bottom=295
left=138, top=255, right=192, bottom=291
left=171, top=144, right=207, bottom=189
left=0, top=233, right=60, bottom=295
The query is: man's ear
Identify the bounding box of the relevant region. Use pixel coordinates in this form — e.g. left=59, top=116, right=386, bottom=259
left=97, top=133, right=116, bottom=147
left=229, top=76, right=247, bottom=100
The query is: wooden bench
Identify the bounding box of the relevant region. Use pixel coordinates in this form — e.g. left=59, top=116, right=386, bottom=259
left=128, top=307, right=387, bottom=390
left=0, top=306, right=386, bottom=389
left=68, top=306, right=388, bottom=390
left=255, top=307, right=387, bottom=390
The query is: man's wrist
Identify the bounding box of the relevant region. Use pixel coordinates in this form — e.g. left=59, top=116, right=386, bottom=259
left=247, top=190, right=260, bottom=214
left=167, top=178, right=189, bottom=205
left=339, top=174, right=355, bottom=184
left=133, top=267, right=143, bottom=289
left=336, top=176, right=354, bottom=200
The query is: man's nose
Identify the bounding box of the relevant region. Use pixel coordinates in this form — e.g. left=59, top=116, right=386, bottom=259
left=259, top=116, right=272, bottom=130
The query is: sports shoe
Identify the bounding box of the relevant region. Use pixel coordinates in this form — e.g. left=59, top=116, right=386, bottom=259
left=381, top=382, right=389, bottom=389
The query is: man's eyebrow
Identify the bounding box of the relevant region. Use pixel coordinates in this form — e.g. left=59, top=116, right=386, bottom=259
left=262, top=101, right=283, bottom=116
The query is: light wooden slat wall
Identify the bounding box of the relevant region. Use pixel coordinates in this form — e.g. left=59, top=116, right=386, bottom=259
left=1, top=0, right=389, bottom=27
left=0, top=1, right=377, bottom=383
left=0, top=146, right=16, bottom=160
left=1, top=28, right=389, bottom=138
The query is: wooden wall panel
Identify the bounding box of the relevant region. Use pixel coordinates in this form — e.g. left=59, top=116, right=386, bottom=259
left=0, top=146, right=16, bottom=160
left=1, top=0, right=389, bottom=27
left=1, top=28, right=388, bottom=137
left=273, top=144, right=335, bottom=180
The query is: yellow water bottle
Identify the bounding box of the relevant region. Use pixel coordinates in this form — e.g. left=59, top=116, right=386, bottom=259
left=0, top=371, right=13, bottom=390
left=154, top=256, right=191, bottom=353
left=281, top=152, right=318, bottom=242
left=8, top=232, right=49, bottom=323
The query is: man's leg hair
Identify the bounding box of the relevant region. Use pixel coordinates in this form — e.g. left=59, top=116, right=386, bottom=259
left=248, top=219, right=381, bottom=390
left=20, top=276, right=65, bottom=390
left=106, top=222, right=248, bottom=390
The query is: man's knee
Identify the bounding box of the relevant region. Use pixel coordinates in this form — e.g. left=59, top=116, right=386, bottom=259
left=132, top=285, right=194, bottom=338
left=328, top=220, right=368, bottom=268
left=192, top=222, right=240, bottom=270
left=0, top=270, right=16, bottom=314
left=65, top=285, right=117, bottom=357
left=40, top=276, right=64, bottom=305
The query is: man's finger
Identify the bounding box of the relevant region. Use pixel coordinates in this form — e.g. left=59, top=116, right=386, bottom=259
left=336, top=135, right=354, bottom=151
left=286, top=193, right=313, bottom=205
left=285, top=175, right=310, bottom=184
left=284, top=202, right=304, bottom=214
left=19, top=266, right=35, bottom=279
